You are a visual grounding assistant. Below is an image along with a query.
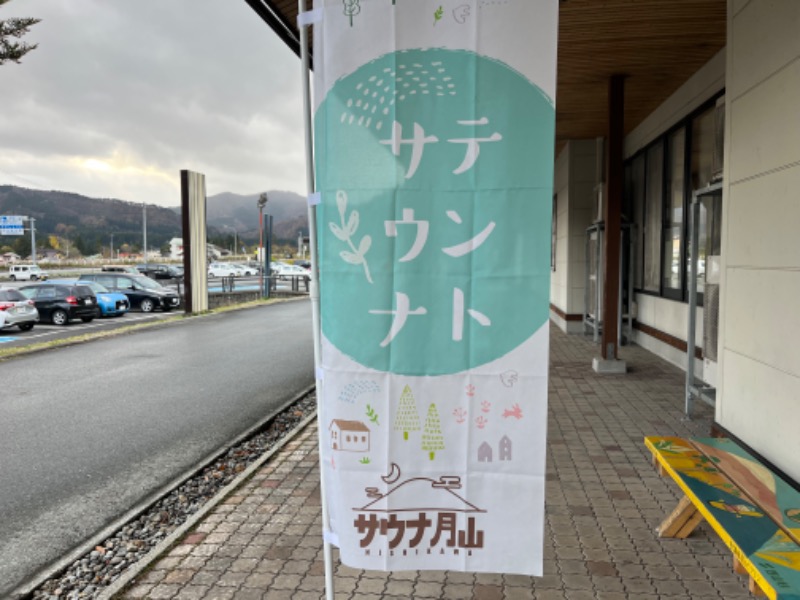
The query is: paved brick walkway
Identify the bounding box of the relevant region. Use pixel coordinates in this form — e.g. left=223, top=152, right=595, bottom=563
left=119, top=327, right=753, bottom=599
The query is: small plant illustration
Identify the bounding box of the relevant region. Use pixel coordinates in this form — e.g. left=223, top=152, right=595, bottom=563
left=453, top=407, right=467, bottom=424
left=360, top=456, right=371, bottom=465
left=434, top=6, right=443, bottom=25
left=475, top=415, right=488, bottom=429
left=502, top=404, right=523, bottom=420
left=480, top=400, right=491, bottom=413
left=330, top=190, right=373, bottom=283
left=366, top=404, right=380, bottom=426
left=465, top=384, right=476, bottom=397
left=343, top=0, right=360, bottom=27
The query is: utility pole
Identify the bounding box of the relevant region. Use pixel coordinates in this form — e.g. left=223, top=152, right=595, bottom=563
left=143, top=202, right=148, bottom=269
left=30, top=217, right=36, bottom=265
left=258, top=193, right=268, bottom=295
left=110, top=232, right=115, bottom=260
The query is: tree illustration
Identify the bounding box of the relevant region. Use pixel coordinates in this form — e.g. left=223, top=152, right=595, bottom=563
left=422, top=403, right=445, bottom=460
left=342, top=0, right=360, bottom=27
left=393, top=385, right=420, bottom=441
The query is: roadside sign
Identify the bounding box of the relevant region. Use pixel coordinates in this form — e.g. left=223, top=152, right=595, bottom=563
left=0, top=215, right=25, bottom=236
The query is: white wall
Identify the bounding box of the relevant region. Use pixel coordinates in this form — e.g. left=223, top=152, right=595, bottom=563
left=717, top=0, right=800, bottom=481
left=550, top=144, right=570, bottom=327
left=549, top=140, right=600, bottom=334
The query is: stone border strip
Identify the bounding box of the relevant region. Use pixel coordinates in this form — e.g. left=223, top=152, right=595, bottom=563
left=98, top=412, right=319, bottom=600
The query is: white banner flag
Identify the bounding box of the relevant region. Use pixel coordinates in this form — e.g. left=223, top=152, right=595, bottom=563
left=312, top=0, right=557, bottom=575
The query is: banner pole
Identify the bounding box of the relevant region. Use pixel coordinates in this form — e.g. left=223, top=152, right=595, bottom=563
left=298, top=2, right=336, bottom=599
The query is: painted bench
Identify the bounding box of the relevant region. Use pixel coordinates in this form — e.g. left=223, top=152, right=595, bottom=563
left=645, top=436, right=800, bottom=599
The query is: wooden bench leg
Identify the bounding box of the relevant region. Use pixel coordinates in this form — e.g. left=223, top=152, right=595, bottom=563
left=651, top=453, right=667, bottom=476
left=748, top=576, right=766, bottom=597
left=657, top=496, right=702, bottom=538
left=733, top=556, right=747, bottom=575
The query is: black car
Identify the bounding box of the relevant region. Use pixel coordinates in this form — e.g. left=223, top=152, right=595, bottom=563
left=136, top=264, right=183, bottom=280
left=19, top=283, right=98, bottom=325
left=80, top=273, right=180, bottom=312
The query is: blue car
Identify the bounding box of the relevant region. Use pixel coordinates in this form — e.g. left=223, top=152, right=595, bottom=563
left=49, top=279, right=130, bottom=317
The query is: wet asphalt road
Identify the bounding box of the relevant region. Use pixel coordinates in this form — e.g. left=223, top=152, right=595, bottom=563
left=0, top=300, right=314, bottom=596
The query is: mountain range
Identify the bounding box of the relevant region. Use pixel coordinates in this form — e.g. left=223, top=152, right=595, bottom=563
left=0, top=185, right=308, bottom=253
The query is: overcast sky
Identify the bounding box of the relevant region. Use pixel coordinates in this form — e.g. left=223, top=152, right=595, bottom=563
left=0, top=0, right=306, bottom=207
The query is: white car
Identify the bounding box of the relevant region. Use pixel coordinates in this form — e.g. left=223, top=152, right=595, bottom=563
left=231, top=263, right=257, bottom=276
left=208, top=263, right=242, bottom=277
left=8, top=264, right=49, bottom=281
left=273, top=263, right=310, bottom=280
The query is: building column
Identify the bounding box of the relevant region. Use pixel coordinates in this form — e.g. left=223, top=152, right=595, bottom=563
left=593, top=74, right=627, bottom=374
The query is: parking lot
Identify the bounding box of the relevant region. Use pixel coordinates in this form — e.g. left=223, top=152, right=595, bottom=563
left=0, top=270, right=307, bottom=351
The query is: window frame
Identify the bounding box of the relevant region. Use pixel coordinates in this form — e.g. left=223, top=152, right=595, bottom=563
left=626, top=92, right=724, bottom=305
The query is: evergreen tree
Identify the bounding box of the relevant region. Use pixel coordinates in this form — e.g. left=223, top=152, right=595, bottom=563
left=422, top=403, right=444, bottom=460
left=393, top=385, right=421, bottom=441
left=0, top=0, right=40, bottom=65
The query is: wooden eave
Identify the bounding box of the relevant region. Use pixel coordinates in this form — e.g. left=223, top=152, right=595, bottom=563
left=244, top=0, right=726, bottom=150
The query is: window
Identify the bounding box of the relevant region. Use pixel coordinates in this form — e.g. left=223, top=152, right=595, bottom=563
left=627, top=154, right=646, bottom=290
left=643, top=141, right=663, bottom=293
left=662, top=127, right=686, bottom=298
left=626, top=93, right=723, bottom=303
left=691, top=105, right=717, bottom=190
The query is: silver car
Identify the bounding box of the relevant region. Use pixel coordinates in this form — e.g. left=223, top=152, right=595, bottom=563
left=0, top=287, right=39, bottom=331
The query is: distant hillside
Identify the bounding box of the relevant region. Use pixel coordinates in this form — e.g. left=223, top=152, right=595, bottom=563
left=202, top=190, right=308, bottom=242
left=0, top=186, right=309, bottom=255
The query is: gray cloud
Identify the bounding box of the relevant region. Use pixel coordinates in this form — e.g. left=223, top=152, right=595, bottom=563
left=0, top=0, right=306, bottom=205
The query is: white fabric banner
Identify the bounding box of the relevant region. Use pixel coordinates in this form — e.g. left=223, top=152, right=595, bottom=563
left=312, top=0, right=557, bottom=575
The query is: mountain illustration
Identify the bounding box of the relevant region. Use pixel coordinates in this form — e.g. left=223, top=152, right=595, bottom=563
left=356, top=476, right=485, bottom=513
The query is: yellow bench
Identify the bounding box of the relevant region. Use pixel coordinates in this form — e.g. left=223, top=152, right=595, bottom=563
left=646, top=436, right=800, bottom=599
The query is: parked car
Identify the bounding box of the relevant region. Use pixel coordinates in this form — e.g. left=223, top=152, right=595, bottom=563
left=19, top=283, right=97, bottom=325
left=0, top=287, right=39, bottom=331
left=49, top=279, right=130, bottom=317
left=80, top=273, right=180, bottom=312
left=137, top=264, right=183, bottom=280
left=208, top=263, right=243, bottom=277
left=231, top=263, right=257, bottom=276
left=273, top=263, right=310, bottom=280
left=8, top=264, right=49, bottom=281
left=101, top=265, right=140, bottom=275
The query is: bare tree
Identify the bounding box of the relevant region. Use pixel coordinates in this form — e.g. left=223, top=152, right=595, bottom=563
left=0, top=0, right=40, bottom=65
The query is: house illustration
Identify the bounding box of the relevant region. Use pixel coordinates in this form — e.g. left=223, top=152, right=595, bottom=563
left=477, top=442, right=493, bottom=463
left=329, top=419, right=371, bottom=452
left=499, top=435, right=512, bottom=461
left=476, top=436, right=513, bottom=463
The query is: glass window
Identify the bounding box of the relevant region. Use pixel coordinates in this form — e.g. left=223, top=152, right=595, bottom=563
left=694, top=191, right=723, bottom=295
left=691, top=105, right=716, bottom=190
left=628, top=154, right=646, bottom=290
left=663, top=127, right=686, bottom=296
left=643, top=141, right=663, bottom=292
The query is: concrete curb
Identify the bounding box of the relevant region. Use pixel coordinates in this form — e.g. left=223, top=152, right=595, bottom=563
left=98, top=412, right=318, bottom=600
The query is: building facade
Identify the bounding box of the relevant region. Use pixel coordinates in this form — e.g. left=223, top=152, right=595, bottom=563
left=255, top=0, right=800, bottom=484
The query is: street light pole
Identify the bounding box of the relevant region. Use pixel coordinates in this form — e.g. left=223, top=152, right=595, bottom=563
left=110, top=232, right=115, bottom=261
left=258, top=192, right=268, bottom=294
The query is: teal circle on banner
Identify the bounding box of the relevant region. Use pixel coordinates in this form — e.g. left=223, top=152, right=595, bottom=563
left=315, top=48, right=554, bottom=376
